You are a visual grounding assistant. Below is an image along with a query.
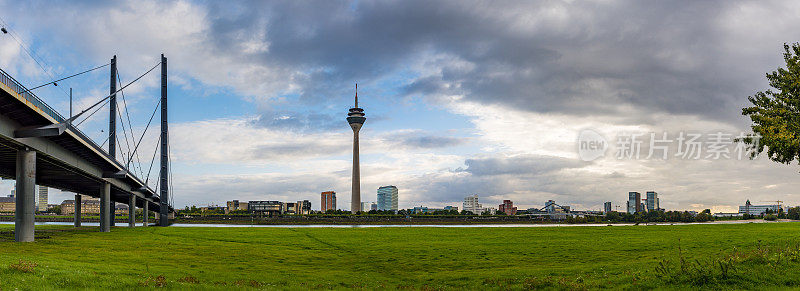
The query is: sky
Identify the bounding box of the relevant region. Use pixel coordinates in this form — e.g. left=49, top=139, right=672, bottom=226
left=0, top=0, right=799, bottom=212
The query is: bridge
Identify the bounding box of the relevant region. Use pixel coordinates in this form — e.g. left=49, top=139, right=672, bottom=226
left=0, top=55, right=173, bottom=242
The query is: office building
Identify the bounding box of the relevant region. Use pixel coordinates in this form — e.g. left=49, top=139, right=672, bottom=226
left=377, top=186, right=399, bottom=211
left=248, top=201, right=282, bottom=215
left=627, top=192, right=642, bottom=214
left=738, top=200, right=781, bottom=215
left=321, top=191, right=336, bottom=211
left=297, top=200, right=312, bottom=215
left=281, top=202, right=298, bottom=214
left=463, top=194, right=485, bottom=214
left=359, top=201, right=377, bottom=212
left=646, top=191, right=659, bottom=211
left=226, top=200, right=249, bottom=214
left=498, top=200, right=517, bottom=215
left=604, top=202, right=612, bottom=213
left=37, top=186, right=48, bottom=212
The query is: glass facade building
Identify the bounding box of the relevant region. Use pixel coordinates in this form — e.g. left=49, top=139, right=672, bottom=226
left=377, top=186, right=398, bottom=211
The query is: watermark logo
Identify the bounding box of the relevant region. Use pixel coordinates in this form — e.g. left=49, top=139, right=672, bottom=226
left=578, top=129, right=607, bottom=161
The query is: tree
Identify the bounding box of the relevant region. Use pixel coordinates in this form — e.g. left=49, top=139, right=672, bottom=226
left=741, top=43, right=800, bottom=165
left=788, top=207, right=800, bottom=220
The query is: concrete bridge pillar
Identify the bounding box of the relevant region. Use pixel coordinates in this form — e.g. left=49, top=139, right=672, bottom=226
left=15, top=149, right=36, bottom=242
left=143, top=201, right=149, bottom=227
left=128, top=194, right=135, bottom=227
left=100, top=183, right=110, bottom=232
left=74, top=194, right=81, bottom=227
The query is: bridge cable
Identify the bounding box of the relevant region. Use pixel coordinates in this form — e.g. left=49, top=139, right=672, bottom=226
left=19, top=63, right=111, bottom=94
left=74, top=97, right=110, bottom=127
left=144, top=134, right=161, bottom=185
left=116, top=66, right=145, bottom=177
left=116, top=105, right=138, bottom=174
left=0, top=15, right=72, bottom=99
left=99, top=130, right=112, bottom=148
left=124, top=98, right=160, bottom=169
left=66, top=61, right=160, bottom=125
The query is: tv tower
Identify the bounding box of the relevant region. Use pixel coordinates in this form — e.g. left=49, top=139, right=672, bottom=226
left=347, top=84, right=366, bottom=213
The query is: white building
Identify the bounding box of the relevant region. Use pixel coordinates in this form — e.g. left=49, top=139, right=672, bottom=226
left=738, top=200, right=781, bottom=215
left=37, top=186, right=48, bottom=212
left=462, top=194, right=485, bottom=214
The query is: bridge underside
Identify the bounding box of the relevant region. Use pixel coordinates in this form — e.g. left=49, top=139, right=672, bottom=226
left=0, top=74, right=167, bottom=215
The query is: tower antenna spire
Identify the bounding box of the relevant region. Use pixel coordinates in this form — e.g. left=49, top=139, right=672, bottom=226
left=355, top=83, right=358, bottom=108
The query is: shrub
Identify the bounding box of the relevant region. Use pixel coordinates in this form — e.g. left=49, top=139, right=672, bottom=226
left=764, top=214, right=778, bottom=221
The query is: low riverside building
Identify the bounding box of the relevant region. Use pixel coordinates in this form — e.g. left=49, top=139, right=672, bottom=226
left=226, top=200, right=249, bottom=214
left=60, top=197, right=101, bottom=215
left=0, top=195, right=14, bottom=213
left=248, top=201, right=282, bottom=215
left=739, top=200, right=781, bottom=215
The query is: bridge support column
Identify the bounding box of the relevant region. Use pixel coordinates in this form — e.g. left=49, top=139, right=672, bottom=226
left=15, top=149, right=35, bottom=242
left=128, top=194, right=135, bottom=227
left=143, top=201, right=149, bottom=227
left=74, top=194, right=81, bottom=227
left=100, top=183, right=110, bottom=232
left=110, top=201, right=115, bottom=227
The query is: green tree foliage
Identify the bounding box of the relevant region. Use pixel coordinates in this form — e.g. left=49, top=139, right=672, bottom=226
left=787, top=207, right=800, bottom=220
left=741, top=43, right=800, bottom=164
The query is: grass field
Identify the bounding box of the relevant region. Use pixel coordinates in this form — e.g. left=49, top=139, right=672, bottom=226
left=2, top=223, right=800, bottom=289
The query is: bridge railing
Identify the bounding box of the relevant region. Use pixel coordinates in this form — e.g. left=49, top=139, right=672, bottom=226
left=0, top=67, right=66, bottom=123
left=0, top=67, right=157, bottom=197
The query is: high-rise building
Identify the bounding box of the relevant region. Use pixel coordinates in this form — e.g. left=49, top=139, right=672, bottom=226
left=627, top=192, right=642, bottom=214
left=321, top=191, right=336, bottom=212
left=370, top=202, right=377, bottom=211
left=604, top=201, right=612, bottom=213
left=347, top=84, right=366, bottom=213
left=463, top=194, right=485, bottom=214
left=646, top=191, right=659, bottom=211
left=377, top=186, right=399, bottom=211
left=498, top=200, right=517, bottom=215
left=37, top=186, right=48, bottom=212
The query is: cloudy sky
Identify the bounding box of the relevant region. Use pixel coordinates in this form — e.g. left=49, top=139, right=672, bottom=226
left=1, top=0, right=799, bottom=212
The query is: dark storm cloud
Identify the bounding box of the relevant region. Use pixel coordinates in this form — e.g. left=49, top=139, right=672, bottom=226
left=388, top=131, right=466, bottom=149
left=459, top=155, right=585, bottom=176
left=195, top=0, right=789, bottom=125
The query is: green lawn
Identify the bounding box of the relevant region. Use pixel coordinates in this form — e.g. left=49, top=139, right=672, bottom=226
left=1, top=223, right=800, bottom=289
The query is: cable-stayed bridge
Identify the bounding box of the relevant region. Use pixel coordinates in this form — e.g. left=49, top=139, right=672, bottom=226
left=0, top=55, right=173, bottom=242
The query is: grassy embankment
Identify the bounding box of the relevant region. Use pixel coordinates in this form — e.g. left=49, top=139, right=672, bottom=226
left=2, top=223, right=800, bottom=289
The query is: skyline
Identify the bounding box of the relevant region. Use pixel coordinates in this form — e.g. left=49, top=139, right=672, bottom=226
left=1, top=0, right=800, bottom=213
